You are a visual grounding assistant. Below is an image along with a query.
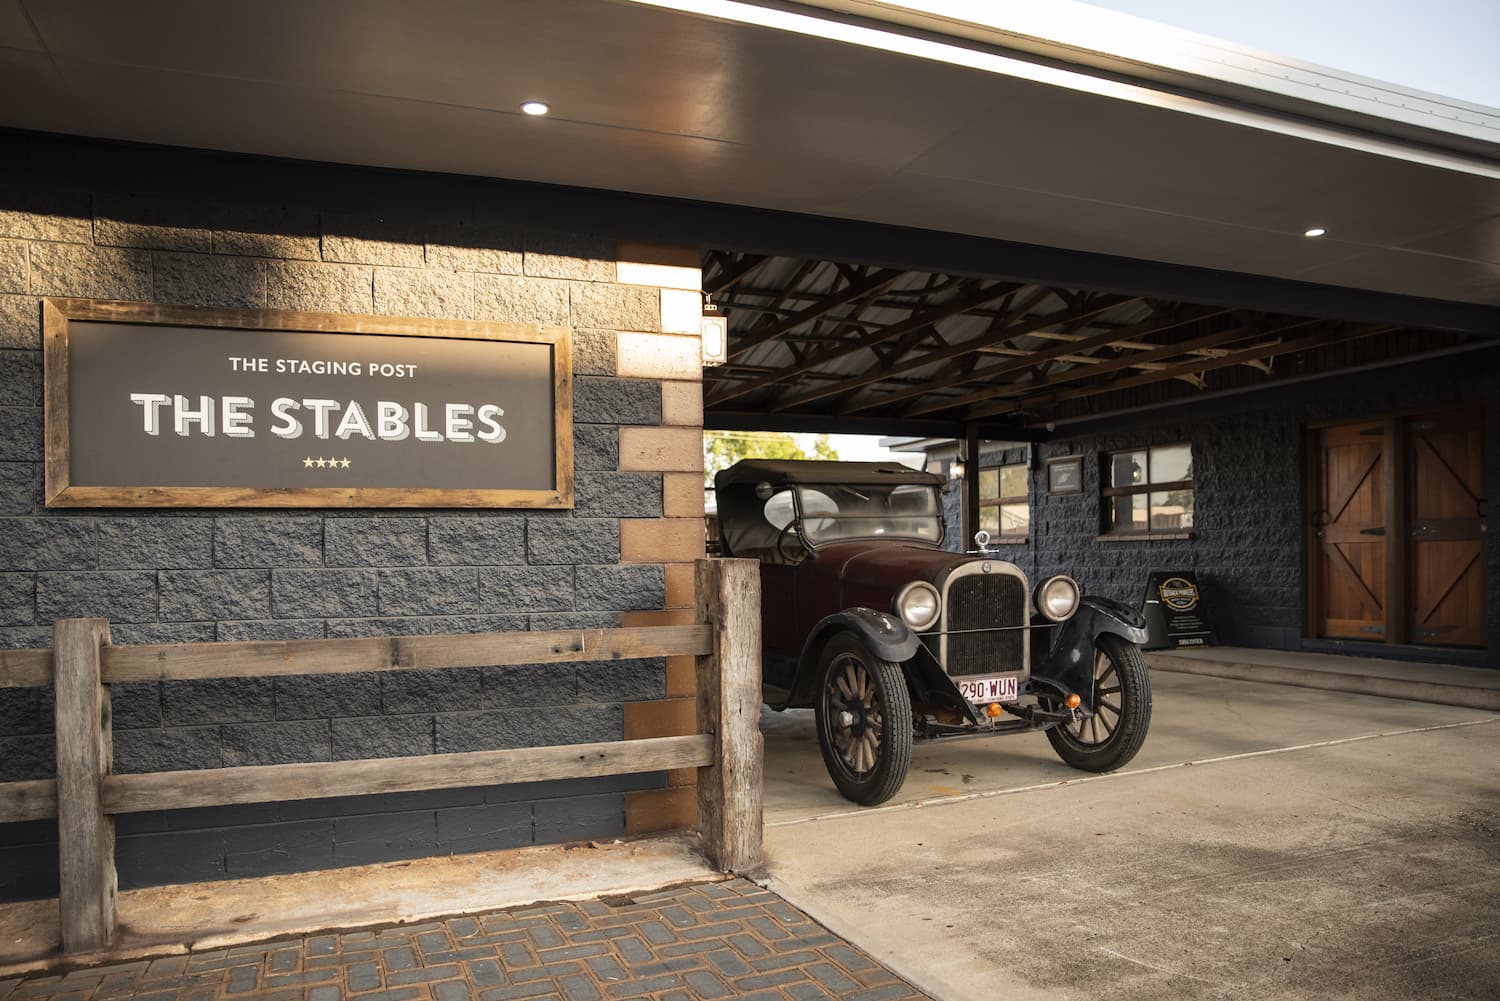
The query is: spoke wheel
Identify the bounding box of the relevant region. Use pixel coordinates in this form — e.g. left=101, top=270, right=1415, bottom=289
left=813, top=632, right=913, bottom=806
left=1046, top=634, right=1151, bottom=773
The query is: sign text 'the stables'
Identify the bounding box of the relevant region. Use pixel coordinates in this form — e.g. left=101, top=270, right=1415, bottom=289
left=44, top=300, right=573, bottom=508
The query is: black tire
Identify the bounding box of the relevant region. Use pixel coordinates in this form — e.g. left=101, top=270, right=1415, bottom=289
left=1046, top=634, right=1151, bottom=773
left=813, top=632, right=914, bottom=806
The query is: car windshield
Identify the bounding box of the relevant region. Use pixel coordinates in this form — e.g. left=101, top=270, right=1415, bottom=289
left=766, top=483, right=942, bottom=545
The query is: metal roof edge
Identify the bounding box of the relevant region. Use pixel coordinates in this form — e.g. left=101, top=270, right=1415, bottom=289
left=707, top=408, right=1053, bottom=441
left=752, top=0, right=1500, bottom=163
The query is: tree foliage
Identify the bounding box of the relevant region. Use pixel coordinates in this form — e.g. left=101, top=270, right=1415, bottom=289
left=703, top=431, right=839, bottom=483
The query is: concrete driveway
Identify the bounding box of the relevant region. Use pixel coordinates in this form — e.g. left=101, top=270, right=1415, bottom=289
left=759, top=671, right=1500, bottom=1001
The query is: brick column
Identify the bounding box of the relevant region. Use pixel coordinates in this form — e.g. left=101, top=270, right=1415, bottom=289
left=611, top=244, right=708, bottom=835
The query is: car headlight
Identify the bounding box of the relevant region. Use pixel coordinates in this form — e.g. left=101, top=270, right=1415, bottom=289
left=1034, top=575, right=1080, bottom=622
left=894, top=581, right=941, bottom=630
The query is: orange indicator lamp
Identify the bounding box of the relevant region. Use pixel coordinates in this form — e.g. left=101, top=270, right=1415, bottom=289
left=1065, top=693, right=1081, bottom=709
left=986, top=702, right=1004, bottom=719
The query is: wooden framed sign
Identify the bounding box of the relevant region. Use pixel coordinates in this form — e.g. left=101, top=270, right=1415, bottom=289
left=1045, top=455, right=1083, bottom=496
left=44, top=299, right=573, bottom=508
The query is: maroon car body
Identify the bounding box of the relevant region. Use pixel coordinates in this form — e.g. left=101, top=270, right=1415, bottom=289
left=715, top=458, right=1152, bottom=805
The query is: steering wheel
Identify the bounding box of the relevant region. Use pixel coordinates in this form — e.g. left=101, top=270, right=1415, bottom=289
left=776, top=523, right=807, bottom=563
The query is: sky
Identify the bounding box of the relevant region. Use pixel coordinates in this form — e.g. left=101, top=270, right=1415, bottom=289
left=823, top=433, right=923, bottom=465
left=1085, top=0, right=1500, bottom=108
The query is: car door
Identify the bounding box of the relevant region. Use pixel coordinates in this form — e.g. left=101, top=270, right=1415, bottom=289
left=759, top=562, right=800, bottom=689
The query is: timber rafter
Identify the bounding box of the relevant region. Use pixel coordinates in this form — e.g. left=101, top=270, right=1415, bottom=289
left=704, top=251, right=1491, bottom=435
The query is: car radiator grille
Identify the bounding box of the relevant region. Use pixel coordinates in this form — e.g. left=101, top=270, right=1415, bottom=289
left=945, top=574, right=1026, bottom=677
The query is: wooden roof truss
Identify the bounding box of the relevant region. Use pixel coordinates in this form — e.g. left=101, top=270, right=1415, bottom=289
left=700, top=250, right=1487, bottom=433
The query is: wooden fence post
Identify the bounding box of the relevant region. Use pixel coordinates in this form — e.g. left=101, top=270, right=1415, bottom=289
left=695, top=558, right=763, bottom=873
left=53, top=618, right=115, bottom=953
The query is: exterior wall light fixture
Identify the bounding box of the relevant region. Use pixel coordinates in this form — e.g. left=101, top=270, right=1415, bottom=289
left=951, top=459, right=966, bottom=479
left=701, top=296, right=728, bottom=366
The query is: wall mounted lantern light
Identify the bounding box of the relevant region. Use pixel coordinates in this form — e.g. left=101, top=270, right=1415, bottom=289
left=951, top=459, right=966, bottom=479
left=701, top=296, right=727, bottom=366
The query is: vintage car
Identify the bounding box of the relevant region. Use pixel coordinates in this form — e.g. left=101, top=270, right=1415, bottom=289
left=714, top=458, right=1153, bottom=805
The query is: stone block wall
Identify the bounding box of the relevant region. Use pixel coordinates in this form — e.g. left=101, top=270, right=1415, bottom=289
left=947, top=361, right=1499, bottom=662
left=0, top=142, right=707, bottom=900
left=1029, top=414, right=1299, bottom=647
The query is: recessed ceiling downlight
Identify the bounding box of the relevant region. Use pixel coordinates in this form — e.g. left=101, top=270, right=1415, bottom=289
left=1304, top=227, right=1327, bottom=237
left=521, top=101, right=550, bottom=116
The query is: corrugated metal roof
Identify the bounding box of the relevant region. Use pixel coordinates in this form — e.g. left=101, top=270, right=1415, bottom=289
left=704, top=248, right=1493, bottom=436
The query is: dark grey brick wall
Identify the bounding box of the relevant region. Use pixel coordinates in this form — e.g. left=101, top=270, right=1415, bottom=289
left=0, top=137, right=682, bottom=900
left=0, top=773, right=662, bottom=899
left=943, top=360, right=1499, bottom=665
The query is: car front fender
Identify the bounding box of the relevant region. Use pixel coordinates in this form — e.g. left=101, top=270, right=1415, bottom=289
left=1033, top=596, right=1148, bottom=713
left=784, top=608, right=921, bottom=708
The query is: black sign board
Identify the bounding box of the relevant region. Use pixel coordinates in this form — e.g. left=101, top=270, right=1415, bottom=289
left=44, top=299, right=573, bottom=508
left=1046, top=455, right=1083, bottom=495
left=1142, top=571, right=1217, bottom=650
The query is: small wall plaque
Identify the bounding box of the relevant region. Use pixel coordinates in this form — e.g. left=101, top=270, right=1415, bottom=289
left=1045, top=455, right=1083, bottom=496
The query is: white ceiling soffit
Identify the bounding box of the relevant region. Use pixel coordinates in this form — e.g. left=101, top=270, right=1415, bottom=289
left=4, top=0, right=1500, bottom=309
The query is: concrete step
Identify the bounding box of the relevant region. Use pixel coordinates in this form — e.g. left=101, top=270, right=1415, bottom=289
left=1147, top=646, right=1500, bottom=712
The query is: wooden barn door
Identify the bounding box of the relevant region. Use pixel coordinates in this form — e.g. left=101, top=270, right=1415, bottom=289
left=1311, top=421, right=1389, bottom=640
left=1309, top=409, right=1487, bottom=649
left=1406, top=409, right=1486, bottom=646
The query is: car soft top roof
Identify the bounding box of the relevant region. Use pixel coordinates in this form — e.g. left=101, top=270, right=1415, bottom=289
left=715, top=459, right=943, bottom=488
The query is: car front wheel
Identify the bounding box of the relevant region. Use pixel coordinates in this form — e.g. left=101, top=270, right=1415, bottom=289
left=1046, top=633, right=1151, bottom=772
left=814, top=632, right=913, bottom=806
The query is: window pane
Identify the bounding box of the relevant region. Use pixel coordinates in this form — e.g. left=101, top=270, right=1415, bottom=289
left=1000, top=503, right=1029, bottom=535
left=978, top=468, right=999, bottom=502
left=999, top=464, right=1027, bottom=498
left=890, top=484, right=938, bottom=514
left=1150, top=444, right=1192, bottom=484
left=1150, top=489, right=1194, bottom=529
left=1110, top=493, right=1148, bottom=532
left=1111, top=451, right=1146, bottom=487
left=979, top=506, right=1000, bottom=535
left=792, top=485, right=943, bottom=544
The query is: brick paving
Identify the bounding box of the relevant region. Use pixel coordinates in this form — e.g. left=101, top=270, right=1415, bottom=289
left=0, top=880, right=929, bottom=1001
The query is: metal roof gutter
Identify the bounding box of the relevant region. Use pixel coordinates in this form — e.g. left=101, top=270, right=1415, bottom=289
left=792, top=0, right=1500, bottom=160
left=628, top=1, right=1500, bottom=174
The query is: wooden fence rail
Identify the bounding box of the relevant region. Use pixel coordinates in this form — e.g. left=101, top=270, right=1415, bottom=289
left=0, top=648, right=53, bottom=688
left=0, top=557, right=763, bottom=957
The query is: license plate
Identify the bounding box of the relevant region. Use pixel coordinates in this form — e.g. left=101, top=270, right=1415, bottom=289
left=957, top=675, right=1018, bottom=704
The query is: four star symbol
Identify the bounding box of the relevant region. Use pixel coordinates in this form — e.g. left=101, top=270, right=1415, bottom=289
left=302, top=457, right=353, bottom=469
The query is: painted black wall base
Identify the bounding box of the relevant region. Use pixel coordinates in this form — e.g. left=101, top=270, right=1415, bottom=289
left=0, top=774, right=666, bottom=903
